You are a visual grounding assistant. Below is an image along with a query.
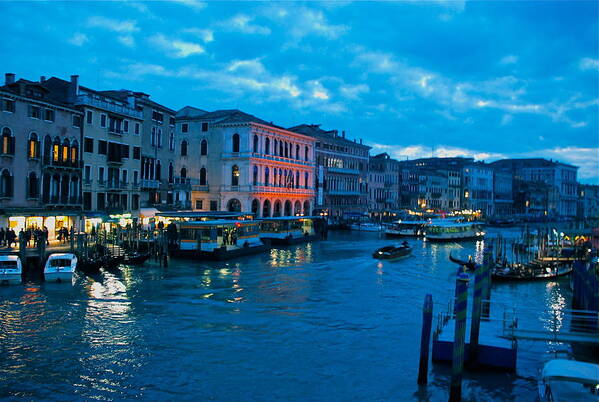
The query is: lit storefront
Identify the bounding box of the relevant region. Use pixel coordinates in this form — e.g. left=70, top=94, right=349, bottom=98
left=2, top=211, right=81, bottom=240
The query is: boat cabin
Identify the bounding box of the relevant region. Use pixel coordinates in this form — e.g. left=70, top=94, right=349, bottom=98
left=0, top=255, right=22, bottom=285
left=424, top=221, right=485, bottom=241
left=260, top=217, right=317, bottom=244
left=539, top=359, right=599, bottom=401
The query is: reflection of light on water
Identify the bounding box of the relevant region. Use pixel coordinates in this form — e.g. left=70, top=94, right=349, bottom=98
left=270, top=244, right=313, bottom=267
left=474, top=240, right=485, bottom=264
left=543, top=282, right=567, bottom=332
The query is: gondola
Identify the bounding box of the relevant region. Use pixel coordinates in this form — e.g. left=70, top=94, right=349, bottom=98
left=492, top=263, right=573, bottom=282
left=123, top=252, right=150, bottom=265
left=373, top=242, right=412, bottom=260
left=448, top=252, right=477, bottom=271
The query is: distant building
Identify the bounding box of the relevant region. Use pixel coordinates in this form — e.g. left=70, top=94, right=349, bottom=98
left=0, top=73, right=83, bottom=235
left=368, top=153, right=400, bottom=213
left=492, top=168, right=513, bottom=216
left=490, top=158, right=578, bottom=217
left=461, top=162, right=494, bottom=216
left=577, top=184, right=599, bottom=220
left=178, top=108, right=316, bottom=216
left=287, top=124, right=370, bottom=220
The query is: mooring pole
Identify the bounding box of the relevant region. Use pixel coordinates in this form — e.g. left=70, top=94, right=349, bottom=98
left=482, top=245, right=493, bottom=318
left=418, top=293, right=433, bottom=385
left=469, top=260, right=484, bottom=366
left=449, top=271, right=470, bottom=402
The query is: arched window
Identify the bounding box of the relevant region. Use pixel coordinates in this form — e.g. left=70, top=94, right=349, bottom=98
left=62, top=139, right=70, bottom=163
left=264, top=167, right=270, bottom=186
left=232, top=133, right=240, bottom=153
left=251, top=199, right=259, bottom=215
left=227, top=198, right=241, bottom=212
left=200, top=139, right=207, bottom=155
left=273, top=139, right=278, bottom=156
left=1, top=127, right=14, bottom=155
left=70, top=140, right=78, bottom=165
left=0, top=169, right=13, bottom=198
left=295, top=144, right=300, bottom=160
left=231, top=165, right=239, bottom=186
left=181, top=140, right=188, bottom=156
left=168, top=163, right=174, bottom=183
left=253, top=135, right=259, bottom=153
left=27, top=172, right=39, bottom=199
left=304, top=146, right=309, bottom=161
left=305, top=172, right=309, bottom=188
left=284, top=142, right=288, bottom=158
left=262, top=199, right=271, bottom=217
left=157, top=129, right=162, bottom=147
left=180, top=167, right=187, bottom=178
left=169, top=131, right=175, bottom=151
left=296, top=171, right=300, bottom=189
left=28, top=132, right=39, bottom=159
left=278, top=168, right=283, bottom=186
left=155, top=160, right=161, bottom=181
left=253, top=165, right=258, bottom=185
left=279, top=141, right=283, bottom=156
left=200, top=167, right=207, bottom=186
left=265, top=138, right=270, bottom=154
left=303, top=200, right=310, bottom=216
left=151, top=127, right=156, bottom=146
left=52, top=137, right=60, bottom=163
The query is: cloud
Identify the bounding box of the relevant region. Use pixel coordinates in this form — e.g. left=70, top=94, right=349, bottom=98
left=171, top=0, right=206, bottom=11
left=149, top=34, right=204, bottom=58
left=339, top=83, right=369, bottom=99
left=500, top=55, right=518, bottom=65
left=68, top=32, right=88, bottom=46
left=579, top=57, right=599, bottom=71
left=287, top=8, right=347, bottom=40
left=183, top=28, right=214, bottom=43
left=87, top=16, right=139, bottom=33
left=222, top=14, right=271, bottom=35
left=118, top=35, right=135, bottom=47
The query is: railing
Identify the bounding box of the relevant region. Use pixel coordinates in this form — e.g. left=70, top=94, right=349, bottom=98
left=76, top=93, right=143, bottom=119
left=140, top=179, right=160, bottom=189
left=83, top=179, right=92, bottom=186
left=251, top=152, right=316, bottom=167
left=328, top=190, right=361, bottom=196
left=328, top=167, right=360, bottom=175
left=191, top=184, right=209, bottom=192
left=42, top=156, right=81, bottom=169
left=173, top=177, right=198, bottom=190
left=106, top=180, right=127, bottom=190
left=220, top=184, right=315, bottom=195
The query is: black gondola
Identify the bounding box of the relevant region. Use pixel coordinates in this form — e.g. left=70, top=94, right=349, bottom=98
left=123, top=252, right=150, bottom=265
left=492, top=263, right=573, bottom=282
left=448, top=252, right=477, bottom=271
left=373, top=242, right=412, bottom=260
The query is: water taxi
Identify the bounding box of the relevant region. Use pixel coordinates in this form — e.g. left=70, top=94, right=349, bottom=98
left=423, top=221, right=485, bottom=242
left=385, top=220, right=428, bottom=237
left=538, top=359, right=599, bottom=401
left=44, top=253, right=77, bottom=283
left=171, top=220, right=269, bottom=260
left=260, top=217, right=318, bottom=245
left=373, top=241, right=412, bottom=260
left=0, top=255, right=22, bottom=285
left=349, top=222, right=384, bottom=232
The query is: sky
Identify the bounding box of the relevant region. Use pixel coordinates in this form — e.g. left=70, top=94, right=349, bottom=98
left=1, top=0, right=598, bottom=182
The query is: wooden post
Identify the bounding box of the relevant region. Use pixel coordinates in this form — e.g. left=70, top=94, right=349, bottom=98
left=70, top=226, right=75, bottom=253
left=450, top=271, right=470, bottom=402
left=482, top=245, right=493, bottom=318
left=417, top=294, right=433, bottom=385
left=37, top=231, right=46, bottom=281
left=469, top=260, right=484, bottom=366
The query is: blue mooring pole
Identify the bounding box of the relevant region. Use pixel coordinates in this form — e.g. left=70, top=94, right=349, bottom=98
left=482, top=245, right=493, bottom=318
left=469, top=259, right=484, bottom=366
left=450, top=271, right=470, bottom=402
left=418, top=294, right=433, bottom=385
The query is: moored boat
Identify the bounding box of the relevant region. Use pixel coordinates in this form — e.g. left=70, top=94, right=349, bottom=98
left=123, top=252, right=150, bottom=265
left=373, top=242, right=412, bottom=260
left=492, top=262, right=573, bottom=282
left=44, top=253, right=77, bottom=283
left=260, top=217, right=318, bottom=245
left=0, top=255, right=22, bottom=285
left=538, top=359, right=599, bottom=401
left=349, top=222, right=384, bottom=232
left=385, top=220, right=428, bottom=237
left=423, top=221, right=485, bottom=242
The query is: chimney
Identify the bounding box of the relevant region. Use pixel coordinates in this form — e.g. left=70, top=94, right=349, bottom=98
left=40, top=76, right=46, bottom=83
left=68, top=75, right=79, bottom=103
left=5, top=73, right=15, bottom=85
left=360, top=138, right=363, bottom=144
left=342, top=130, right=346, bottom=138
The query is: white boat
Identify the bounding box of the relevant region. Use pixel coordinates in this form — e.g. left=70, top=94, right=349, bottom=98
left=538, top=359, right=599, bottom=401
left=0, top=255, right=22, bottom=285
left=44, top=253, right=77, bottom=282
left=260, top=217, right=318, bottom=245
left=349, top=222, right=384, bottom=232
left=423, top=221, right=485, bottom=242
left=385, top=220, right=428, bottom=237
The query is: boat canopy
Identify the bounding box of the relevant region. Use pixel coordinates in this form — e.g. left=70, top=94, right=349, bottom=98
left=0, top=255, right=20, bottom=262
left=542, top=359, right=599, bottom=384
left=178, top=220, right=258, bottom=227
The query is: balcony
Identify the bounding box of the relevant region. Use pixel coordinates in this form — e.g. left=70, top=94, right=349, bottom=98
left=173, top=177, right=198, bottom=190
left=328, top=167, right=360, bottom=175
left=328, top=190, right=361, bottom=196
left=107, top=153, right=123, bottom=164
left=108, top=127, right=124, bottom=136
left=141, top=179, right=160, bottom=189
left=220, top=184, right=315, bottom=196
left=251, top=152, right=316, bottom=167
left=191, top=185, right=209, bottom=192
left=83, top=178, right=92, bottom=186
left=106, top=180, right=127, bottom=191
left=42, top=156, right=82, bottom=170
left=76, top=93, right=143, bottom=119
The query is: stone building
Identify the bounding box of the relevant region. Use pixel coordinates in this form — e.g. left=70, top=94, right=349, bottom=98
left=577, top=184, right=599, bottom=220
left=287, top=124, right=370, bottom=220
left=368, top=153, right=400, bottom=213
left=0, top=73, right=83, bottom=235
left=42, top=76, right=143, bottom=215
left=177, top=108, right=316, bottom=216
left=492, top=168, right=513, bottom=216
left=461, top=162, right=494, bottom=216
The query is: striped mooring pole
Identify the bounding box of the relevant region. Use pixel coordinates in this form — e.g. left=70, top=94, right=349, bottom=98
left=468, top=259, right=484, bottom=366
left=450, top=271, right=470, bottom=402
left=482, top=244, right=493, bottom=318
left=417, top=293, right=433, bottom=385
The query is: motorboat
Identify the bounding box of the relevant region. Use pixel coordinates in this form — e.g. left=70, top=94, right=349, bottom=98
left=423, top=221, right=485, bottom=242
left=260, top=217, right=318, bottom=245
left=0, top=255, right=22, bottom=285
left=349, top=222, right=384, bottom=232
left=373, top=242, right=412, bottom=260
left=385, top=220, right=428, bottom=237
left=44, top=253, right=77, bottom=283
left=538, top=359, right=599, bottom=401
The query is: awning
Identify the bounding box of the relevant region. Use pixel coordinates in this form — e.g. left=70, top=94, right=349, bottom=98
left=140, top=208, right=160, bottom=218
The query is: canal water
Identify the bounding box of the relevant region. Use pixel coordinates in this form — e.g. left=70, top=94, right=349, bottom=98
left=0, top=228, right=572, bottom=401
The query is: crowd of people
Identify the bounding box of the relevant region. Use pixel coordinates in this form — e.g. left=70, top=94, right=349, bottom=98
left=0, top=226, right=73, bottom=248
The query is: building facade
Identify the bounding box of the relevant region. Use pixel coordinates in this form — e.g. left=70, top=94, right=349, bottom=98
left=288, top=124, right=370, bottom=220
left=461, top=162, right=494, bottom=216
left=178, top=109, right=316, bottom=216
left=0, top=73, right=83, bottom=235
left=577, top=184, right=599, bottom=220
left=368, top=153, right=400, bottom=213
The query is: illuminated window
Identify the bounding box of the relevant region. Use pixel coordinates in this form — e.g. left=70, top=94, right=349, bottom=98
left=231, top=165, right=239, bottom=186
left=28, top=132, right=39, bottom=158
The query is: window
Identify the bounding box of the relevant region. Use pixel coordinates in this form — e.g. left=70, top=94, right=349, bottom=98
left=70, top=141, right=78, bottom=164
left=151, top=127, right=156, bottom=146
left=27, top=172, right=39, bottom=199
left=200, top=139, right=207, bottom=155
left=100, top=114, right=107, bottom=128
left=73, top=115, right=82, bottom=128
left=265, top=138, right=270, bottom=154
left=168, top=163, right=174, bottom=183
left=1, top=99, right=15, bottom=112
left=1, top=127, right=15, bottom=155
left=305, top=172, right=309, bottom=188
left=253, top=165, right=258, bottom=185
left=155, top=161, right=161, bottom=181
left=200, top=167, right=206, bottom=185
left=304, top=146, right=309, bottom=161
left=28, top=133, right=39, bottom=158
left=181, top=123, right=188, bottom=133
left=134, top=122, right=140, bottom=135
left=84, top=166, right=91, bottom=182
left=98, top=167, right=105, bottom=184
left=295, top=144, right=300, bottom=159
left=132, top=194, right=139, bottom=210
left=123, top=120, right=129, bottom=133
left=44, top=109, right=55, bottom=122
left=180, top=167, right=187, bottom=178
left=98, top=140, right=107, bottom=155
left=62, top=139, right=70, bottom=162
left=0, top=169, right=13, bottom=198
left=169, top=132, right=175, bottom=151
left=232, top=133, right=240, bottom=153
left=195, top=199, right=203, bottom=210
left=152, top=110, right=164, bottom=123
left=181, top=140, right=188, bottom=156
left=201, top=122, right=208, bottom=132
left=84, top=137, right=93, bottom=153
left=265, top=167, right=270, bottom=186
left=133, top=170, right=139, bottom=185
left=231, top=165, right=239, bottom=186
left=122, top=169, right=128, bottom=184
left=210, top=200, right=217, bottom=211
left=133, top=146, right=141, bottom=160
left=253, top=135, right=259, bottom=153
left=157, top=129, right=162, bottom=147
left=86, top=110, right=93, bottom=124
left=169, top=117, right=175, bottom=126
left=121, top=144, right=130, bottom=158
left=28, top=105, right=41, bottom=119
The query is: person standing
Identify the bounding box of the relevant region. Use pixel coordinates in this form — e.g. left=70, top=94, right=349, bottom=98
left=0, top=227, right=5, bottom=247
left=43, top=226, right=49, bottom=245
